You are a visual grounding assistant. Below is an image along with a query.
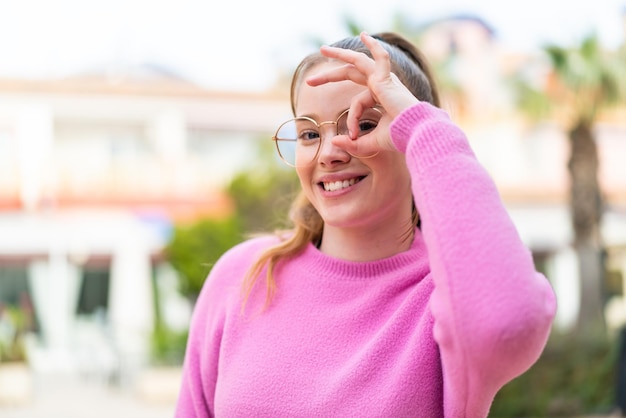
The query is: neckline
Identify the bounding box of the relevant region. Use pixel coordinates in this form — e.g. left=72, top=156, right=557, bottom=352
left=294, top=228, right=428, bottom=281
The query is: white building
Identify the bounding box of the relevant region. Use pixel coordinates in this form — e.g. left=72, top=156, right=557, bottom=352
left=0, top=68, right=291, bottom=384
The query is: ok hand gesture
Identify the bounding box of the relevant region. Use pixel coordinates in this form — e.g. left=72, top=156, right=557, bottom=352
left=305, top=32, right=420, bottom=154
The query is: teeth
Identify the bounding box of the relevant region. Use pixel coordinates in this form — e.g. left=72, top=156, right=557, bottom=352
left=323, top=178, right=359, bottom=192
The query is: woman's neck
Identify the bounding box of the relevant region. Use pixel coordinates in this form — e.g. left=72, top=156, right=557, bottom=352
left=319, top=220, right=415, bottom=262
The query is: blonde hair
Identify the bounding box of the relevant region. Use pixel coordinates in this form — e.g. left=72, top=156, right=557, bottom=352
left=241, top=32, right=440, bottom=309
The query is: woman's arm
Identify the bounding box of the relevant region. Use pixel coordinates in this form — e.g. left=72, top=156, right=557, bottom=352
left=391, top=102, right=557, bottom=415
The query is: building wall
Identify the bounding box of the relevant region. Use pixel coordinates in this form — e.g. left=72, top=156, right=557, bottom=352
left=0, top=77, right=291, bottom=380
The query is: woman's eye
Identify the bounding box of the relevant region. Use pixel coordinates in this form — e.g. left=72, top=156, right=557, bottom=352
left=358, top=120, right=378, bottom=135
left=298, top=130, right=320, bottom=142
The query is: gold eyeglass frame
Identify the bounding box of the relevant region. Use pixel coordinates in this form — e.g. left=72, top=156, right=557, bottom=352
left=272, top=107, right=382, bottom=167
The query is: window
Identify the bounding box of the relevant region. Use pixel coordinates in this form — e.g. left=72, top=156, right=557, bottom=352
left=55, top=120, right=150, bottom=167
left=0, top=265, right=29, bottom=307
left=76, top=267, right=110, bottom=317
left=532, top=250, right=552, bottom=281
left=54, top=120, right=152, bottom=194
left=187, top=128, right=264, bottom=184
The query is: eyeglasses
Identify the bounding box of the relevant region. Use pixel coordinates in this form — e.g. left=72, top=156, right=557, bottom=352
left=272, top=107, right=383, bottom=167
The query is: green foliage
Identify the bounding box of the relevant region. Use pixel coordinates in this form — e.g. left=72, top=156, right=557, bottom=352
left=490, top=333, right=618, bottom=417
left=160, top=141, right=299, bottom=363
left=0, top=305, right=28, bottom=363
left=343, top=17, right=363, bottom=37
left=164, top=141, right=299, bottom=302
left=510, top=77, right=552, bottom=120
left=150, top=324, right=188, bottom=366
left=156, top=213, right=246, bottom=363
left=149, top=264, right=190, bottom=366
left=165, top=216, right=243, bottom=300
left=515, top=33, right=626, bottom=124
left=227, top=142, right=300, bottom=235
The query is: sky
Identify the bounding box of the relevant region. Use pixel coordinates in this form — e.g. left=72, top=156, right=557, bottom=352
left=0, top=0, right=624, bottom=92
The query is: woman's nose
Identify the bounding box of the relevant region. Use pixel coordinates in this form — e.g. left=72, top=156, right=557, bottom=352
left=317, top=125, right=351, bottom=165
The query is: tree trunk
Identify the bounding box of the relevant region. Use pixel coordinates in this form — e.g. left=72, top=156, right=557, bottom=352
left=568, top=120, right=605, bottom=338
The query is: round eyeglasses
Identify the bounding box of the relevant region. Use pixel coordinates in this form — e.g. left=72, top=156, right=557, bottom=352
left=272, top=107, right=383, bottom=167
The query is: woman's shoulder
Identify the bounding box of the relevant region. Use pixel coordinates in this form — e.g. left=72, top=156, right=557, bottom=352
left=194, top=234, right=284, bottom=305
left=218, top=234, right=285, bottom=264
left=204, top=233, right=285, bottom=282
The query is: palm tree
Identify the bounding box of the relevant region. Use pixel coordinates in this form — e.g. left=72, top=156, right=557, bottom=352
left=514, top=34, right=626, bottom=338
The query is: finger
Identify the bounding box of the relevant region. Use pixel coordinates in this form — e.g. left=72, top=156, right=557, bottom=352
left=360, top=32, right=391, bottom=72
left=317, top=44, right=377, bottom=76
left=313, top=33, right=391, bottom=85
left=332, top=129, right=391, bottom=157
left=318, top=45, right=371, bottom=66
left=360, top=32, right=420, bottom=118
left=360, top=33, right=395, bottom=93
left=330, top=134, right=374, bottom=156
left=346, top=90, right=377, bottom=139
left=305, top=64, right=367, bottom=87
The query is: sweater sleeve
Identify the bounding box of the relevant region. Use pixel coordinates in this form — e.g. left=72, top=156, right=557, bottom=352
left=390, top=103, right=557, bottom=416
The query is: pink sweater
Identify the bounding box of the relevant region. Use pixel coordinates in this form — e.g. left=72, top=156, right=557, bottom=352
left=175, top=103, right=557, bottom=417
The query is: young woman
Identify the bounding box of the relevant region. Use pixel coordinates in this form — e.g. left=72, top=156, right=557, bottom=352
left=175, top=31, right=557, bottom=417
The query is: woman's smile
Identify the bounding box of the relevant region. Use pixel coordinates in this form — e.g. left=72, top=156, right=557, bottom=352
left=320, top=176, right=365, bottom=192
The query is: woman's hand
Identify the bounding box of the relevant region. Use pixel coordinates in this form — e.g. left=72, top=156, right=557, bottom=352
left=305, top=32, right=419, bottom=153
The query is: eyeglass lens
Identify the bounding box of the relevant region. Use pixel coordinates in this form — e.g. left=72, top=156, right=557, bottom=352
left=274, top=108, right=381, bottom=167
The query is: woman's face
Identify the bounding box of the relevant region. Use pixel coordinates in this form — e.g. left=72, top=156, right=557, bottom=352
left=293, top=62, right=413, bottom=232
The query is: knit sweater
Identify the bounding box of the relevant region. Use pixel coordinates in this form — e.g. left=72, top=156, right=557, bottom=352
left=175, top=102, right=557, bottom=417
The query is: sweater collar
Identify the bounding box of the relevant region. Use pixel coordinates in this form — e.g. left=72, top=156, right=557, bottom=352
left=294, top=228, right=429, bottom=281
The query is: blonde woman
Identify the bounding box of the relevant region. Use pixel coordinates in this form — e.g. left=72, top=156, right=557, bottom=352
left=176, top=32, right=556, bottom=417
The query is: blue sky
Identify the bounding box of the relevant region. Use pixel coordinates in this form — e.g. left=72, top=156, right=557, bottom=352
left=0, top=0, right=623, bottom=91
